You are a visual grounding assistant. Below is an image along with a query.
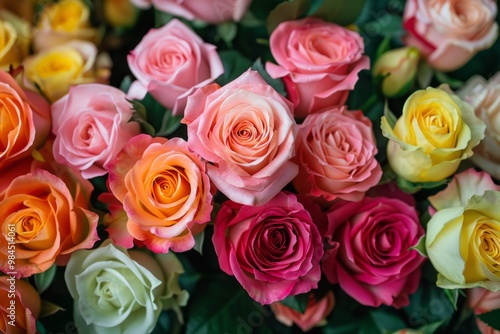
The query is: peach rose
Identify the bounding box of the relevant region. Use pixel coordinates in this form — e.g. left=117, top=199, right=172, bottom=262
left=127, top=19, right=223, bottom=115
left=468, top=288, right=500, bottom=334
left=0, top=169, right=99, bottom=277
left=403, top=0, right=498, bottom=71
left=293, top=106, right=382, bottom=203
left=107, top=134, right=213, bottom=253
left=182, top=69, right=298, bottom=206
left=0, top=70, right=51, bottom=170
left=0, top=276, right=41, bottom=334
left=458, top=73, right=500, bottom=180
left=266, top=18, right=369, bottom=118
left=270, top=292, right=335, bottom=332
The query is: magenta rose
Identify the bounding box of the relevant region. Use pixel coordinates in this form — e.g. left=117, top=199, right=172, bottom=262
left=127, top=19, right=223, bottom=115
left=266, top=18, right=369, bottom=118
left=293, top=106, right=382, bottom=203
left=51, top=83, right=140, bottom=179
left=322, top=196, right=425, bottom=308
left=182, top=69, right=298, bottom=206
left=212, top=192, right=324, bottom=305
left=403, top=0, right=498, bottom=71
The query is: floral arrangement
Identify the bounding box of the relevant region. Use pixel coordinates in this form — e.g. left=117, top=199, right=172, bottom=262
left=2, top=0, right=500, bottom=333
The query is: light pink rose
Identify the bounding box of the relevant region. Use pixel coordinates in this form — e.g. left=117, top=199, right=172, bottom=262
left=322, top=196, right=425, bottom=308
left=51, top=83, right=140, bottom=179
left=293, top=106, right=382, bottom=203
left=130, top=0, right=252, bottom=23
left=182, top=69, right=298, bottom=206
left=266, top=18, right=369, bottom=118
left=212, top=192, right=324, bottom=305
left=127, top=19, right=223, bottom=115
left=403, top=0, right=498, bottom=71
left=468, top=288, right=500, bottom=334
left=458, top=73, right=500, bottom=179
left=270, top=291, right=335, bottom=332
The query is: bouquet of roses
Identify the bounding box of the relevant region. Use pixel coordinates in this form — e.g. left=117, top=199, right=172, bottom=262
left=1, top=0, right=500, bottom=333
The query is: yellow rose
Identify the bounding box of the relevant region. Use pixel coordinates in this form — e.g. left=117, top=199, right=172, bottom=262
left=426, top=190, right=500, bottom=291
left=381, top=86, right=485, bottom=183
left=22, top=40, right=111, bottom=102
left=33, top=0, right=99, bottom=52
left=103, top=0, right=139, bottom=28
left=0, top=10, right=30, bottom=70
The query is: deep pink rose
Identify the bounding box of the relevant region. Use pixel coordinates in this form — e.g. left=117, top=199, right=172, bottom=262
left=266, top=18, right=369, bottom=118
left=130, top=0, right=251, bottom=23
left=182, top=69, right=298, bottom=206
left=51, top=83, right=140, bottom=179
left=127, top=19, right=223, bottom=115
left=403, top=0, right=498, bottom=71
left=322, top=197, right=425, bottom=308
left=293, top=106, right=382, bottom=203
left=212, top=192, right=324, bottom=305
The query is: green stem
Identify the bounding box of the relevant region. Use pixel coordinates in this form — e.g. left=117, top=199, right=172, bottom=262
left=359, top=92, right=379, bottom=112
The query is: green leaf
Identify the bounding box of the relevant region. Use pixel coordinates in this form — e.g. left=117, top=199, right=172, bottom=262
left=417, top=62, right=434, bottom=89
left=36, top=321, right=47, bottom=334
left=435, top=71, right=464, bottom=89
left=266, top=0, right=310, bottom=34
left=155, top=110, right=183, bottom=137
left=251, top=58, right=286, bottom=96
left=396, top=176, right=450, bottom=194
left=216, top=22, right=238, bottom=47
left=34, top=264, right=57, bottom=294
left=119, top=75, right=133, bottom=93
left=383, top=101, right=398, bottom=128
left=312, top=0, right=366, bottom=26
left=155, top=10, right=174, bottom=28
left=409, top=235, right=427, bottom=257
left=192, top=231, right=205, bottom=255
left=478, top=309, right=500, bottom=331
left=129, top=100, right=156, bottom=136
left=443, top=289, right=459, bottom=311
left=39, top=300, right=66, bottom=318
left=370, top=310, right=406, bottom=333
left=279, top=293, right=310, bottom=313
left=186, top=276, right=274, bottom=334
left=416, top=320, right=446, bottom=334
left=216, top=50, right=253, bottom=86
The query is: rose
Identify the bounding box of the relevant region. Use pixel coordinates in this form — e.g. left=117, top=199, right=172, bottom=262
left=182, top=69, right=298, bottom=205
left=130, top=0, right=252, bottom=23
left=381, top=86, right=486, bottom=183
left=293, top=106, right=382, bottom=203
left=0, top=10, right=30, bottom=70
left=403, top=0, right=498, bottom=71
left=322, top=196, right=425, bottom=308
left=266, top=18, right=369, bottom=118
left=0, top=70, right=51, bottom=170
left=372, top=46, right=420, bottom=98
left=23, top=40, right=110, bottom=103
left=458, top=73, right=500, bottom=180
left=51, top=84, right=140, bottom=178
left=270, top=291, right=335, bottom=332
left=468, top=288, right=500, bottom=334
left=65, top=241, right=163, bottom=334
left=103, top=0, right=139, bottom=28
left=426, top=190, right=500, bottom=290
left=32, top=0, right=99, bottom=52
left=0, top=276, right=41, bottom=334
left=127, top=19, right=223, bottom=115
left=0, top=169, right=99, bottom=277
left=212, top=192, right=324, bottom=305
left=107, top=134, right=213, bottom=253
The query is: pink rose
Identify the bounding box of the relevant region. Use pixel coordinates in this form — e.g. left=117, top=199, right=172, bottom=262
left=51, top=83, right=140, bottom=179
left=403, top=0, right=498, bottom=71
left=107, top=134, right=213, bottom=253
left=468, top=288, right=500, bottom=334
left=270, top=291, right=335, bottom=332
left=266, top=18, right=369, bottom=118
left=322, top=196, right=425, bottom=308
left=293, top=106, right=382, bottom=203
left=212, top=192, right=324, bottom=305
left=127, top=19, right=223, bottom=115
left=182, top=69, right=298, bottom=206
left=131, top=0, right=252, bottom=23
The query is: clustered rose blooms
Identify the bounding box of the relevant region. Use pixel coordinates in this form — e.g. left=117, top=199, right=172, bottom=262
left=182, top=69, right=298, bottom=206
left=293, top=106, right=382, bottom=203
left=107, top=134, right=213, bottom=253
left=266, top=18, right=369, bottom=118
left=127, top=18, right=223, bottom=114
left=0, top=276, right=41, bottom=334
left=322, top=196, right=426, bottom=308
left=51, top=83, right=140, bottom=178
left=458, top=73, right=500, bottom=180
left=403, top=0, right=499, bottom=71
left=130, top=0, right=252, bottom=23
left=213, top=192, right=324, bottom=305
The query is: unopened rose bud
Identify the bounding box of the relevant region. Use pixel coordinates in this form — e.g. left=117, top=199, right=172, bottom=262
left=373, top=46, right=420, bottom=98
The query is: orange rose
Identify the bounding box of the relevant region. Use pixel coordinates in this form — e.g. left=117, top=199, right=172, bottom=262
left=0, top=276, right=41, bottom=334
